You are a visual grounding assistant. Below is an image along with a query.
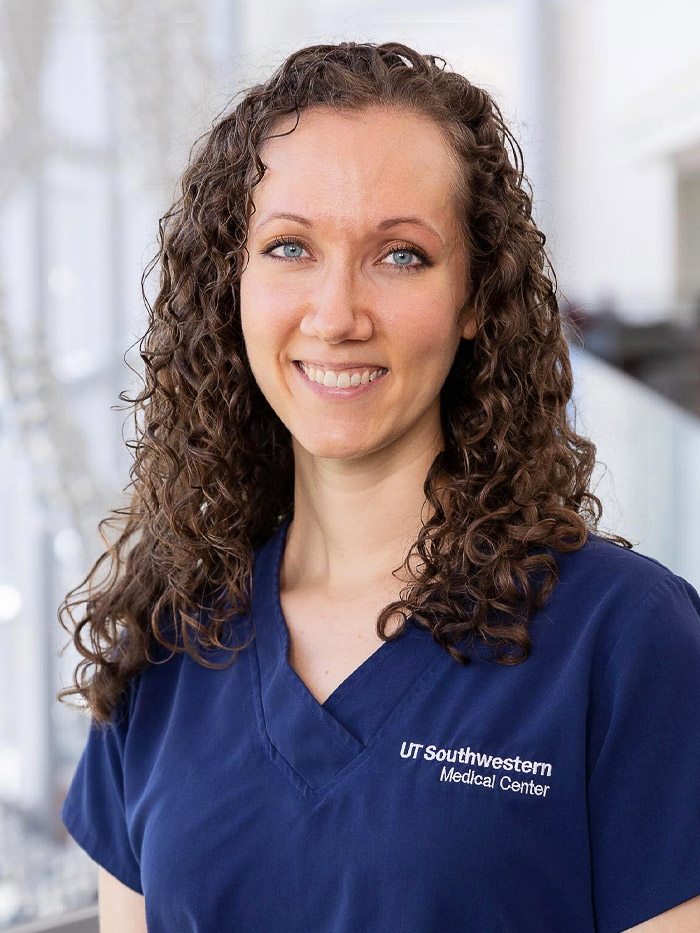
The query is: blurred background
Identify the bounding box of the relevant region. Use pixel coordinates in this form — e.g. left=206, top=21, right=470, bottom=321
left=0, top=0, right=699, bottom=929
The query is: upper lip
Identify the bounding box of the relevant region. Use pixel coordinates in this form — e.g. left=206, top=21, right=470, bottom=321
left=295, top=360, right=387, bottom=371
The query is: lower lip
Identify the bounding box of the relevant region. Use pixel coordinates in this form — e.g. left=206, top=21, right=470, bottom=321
left=292, top=361, right=390, bottom=399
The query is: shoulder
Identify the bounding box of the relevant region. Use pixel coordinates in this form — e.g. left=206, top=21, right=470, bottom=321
left=543, top=531, right=699, bottom=643
left=549, top=529, right=677, bottom=596
left=516, top=532, right=700, bottom=696
left=130, top=592, right=253, bottom=700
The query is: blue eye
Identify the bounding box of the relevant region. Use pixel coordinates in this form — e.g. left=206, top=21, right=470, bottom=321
left=260, top=237, right=432, bottom=274
left=261, top=237, right=309, bottom=261
left=267, top=240, right=306, bottom=260
left=383, top=247, right=424, bottom=270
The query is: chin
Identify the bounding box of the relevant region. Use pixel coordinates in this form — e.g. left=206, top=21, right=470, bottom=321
left=292, top=432, right=378, bottom=461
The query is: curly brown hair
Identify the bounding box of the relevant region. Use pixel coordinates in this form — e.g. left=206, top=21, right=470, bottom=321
left=57, top=40, right=632, bottom=727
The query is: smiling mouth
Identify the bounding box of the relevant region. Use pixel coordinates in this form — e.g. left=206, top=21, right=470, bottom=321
left=295, top=360, right=389, bottom=389
left=293, top=360, right=390, bottom=391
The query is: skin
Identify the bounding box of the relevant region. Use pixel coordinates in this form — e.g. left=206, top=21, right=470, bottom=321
left=240, top=105, right=476, bottom=600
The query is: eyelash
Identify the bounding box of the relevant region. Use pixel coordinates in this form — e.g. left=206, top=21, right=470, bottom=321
left=259, top=236, right=432, bottom=274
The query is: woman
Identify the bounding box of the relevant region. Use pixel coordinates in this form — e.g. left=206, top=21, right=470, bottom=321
left=58, top=42, right=700, bottom=932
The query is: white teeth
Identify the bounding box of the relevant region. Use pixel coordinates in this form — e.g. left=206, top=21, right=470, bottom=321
left=298, top=362, right=387, bottom=389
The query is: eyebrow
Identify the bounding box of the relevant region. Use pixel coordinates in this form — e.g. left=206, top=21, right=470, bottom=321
left=253, top=211, right=444, bottom=246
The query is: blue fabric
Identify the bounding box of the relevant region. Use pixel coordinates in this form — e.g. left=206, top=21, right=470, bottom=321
left=61, top=516, right=700, bottom=931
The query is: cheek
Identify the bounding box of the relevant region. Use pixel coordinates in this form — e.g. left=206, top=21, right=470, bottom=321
left=240, top=275, right=295, bottom=362
left=396, top=302, right=461, bottom=367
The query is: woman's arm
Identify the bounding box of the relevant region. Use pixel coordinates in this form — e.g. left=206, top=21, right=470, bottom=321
left=623, top=892, right=700, bottom=931
left=98, top=866, right=147, bottom=932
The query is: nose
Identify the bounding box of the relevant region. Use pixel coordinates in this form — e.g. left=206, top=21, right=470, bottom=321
left=298, top=262, right=373, bottom=343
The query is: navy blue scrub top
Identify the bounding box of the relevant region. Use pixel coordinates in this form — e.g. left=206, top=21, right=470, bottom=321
left=61, top=516, right=700, bottom=932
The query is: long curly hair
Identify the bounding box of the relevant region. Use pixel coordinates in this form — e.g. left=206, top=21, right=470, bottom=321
left=57, top=40, right=632, bottom=726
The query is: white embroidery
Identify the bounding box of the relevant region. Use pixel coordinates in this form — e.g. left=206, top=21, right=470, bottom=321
left=399, top=741, right=554, bottom=797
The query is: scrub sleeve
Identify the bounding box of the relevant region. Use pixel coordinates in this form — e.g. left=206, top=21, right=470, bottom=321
left=586, top=572, right=700, bottom=932
left=61, top=675, right=143, bottom=894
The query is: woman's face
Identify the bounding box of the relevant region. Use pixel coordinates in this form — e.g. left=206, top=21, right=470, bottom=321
left=239, top=106, right=476, bottom=463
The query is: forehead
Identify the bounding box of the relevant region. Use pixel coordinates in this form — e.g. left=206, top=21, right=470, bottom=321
left=250, top=107, right=459, bottom=234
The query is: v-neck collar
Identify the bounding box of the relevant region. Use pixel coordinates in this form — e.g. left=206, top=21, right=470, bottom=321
left=250, top=515, right=450, bottom=793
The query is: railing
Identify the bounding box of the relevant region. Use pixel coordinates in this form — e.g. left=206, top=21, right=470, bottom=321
left=569, top=345, right=700, bottom=586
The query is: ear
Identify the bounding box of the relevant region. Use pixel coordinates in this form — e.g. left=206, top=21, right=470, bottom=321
left=460, top=310, right=478, bottom=341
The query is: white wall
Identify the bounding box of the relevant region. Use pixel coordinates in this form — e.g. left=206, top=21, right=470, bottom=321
left=549, top=0, right=700, bottom=322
